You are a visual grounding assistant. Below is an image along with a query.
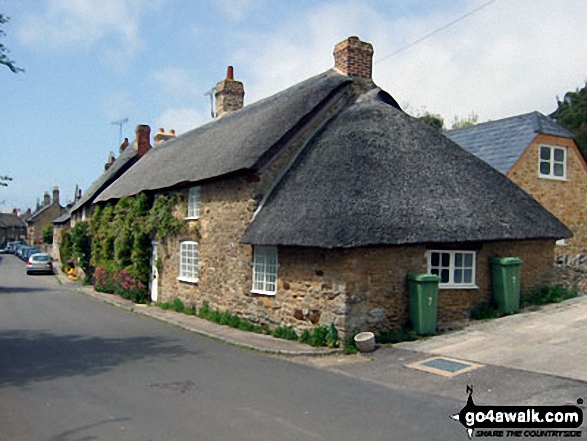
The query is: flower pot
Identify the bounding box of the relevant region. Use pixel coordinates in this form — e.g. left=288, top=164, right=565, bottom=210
left=354, top=332, right=375, bottom=353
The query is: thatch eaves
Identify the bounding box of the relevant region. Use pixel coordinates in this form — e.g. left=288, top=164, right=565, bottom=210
left=242, top=90, right=572, bottom=248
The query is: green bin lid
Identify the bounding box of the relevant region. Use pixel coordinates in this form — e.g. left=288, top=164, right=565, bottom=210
left=407, top=273, right=439, bottom=282
left=489, top=257, right=523, bottom=265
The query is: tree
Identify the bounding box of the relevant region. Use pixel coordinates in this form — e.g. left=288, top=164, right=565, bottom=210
left=419, top=112, right=445, bottom=130
left=551, top=85, right=587, bottom=157
left=0, top=13, right=23, bottom=73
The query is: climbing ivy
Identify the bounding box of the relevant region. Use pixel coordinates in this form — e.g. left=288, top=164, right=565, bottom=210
left=88, top=191, right=188, bottom=303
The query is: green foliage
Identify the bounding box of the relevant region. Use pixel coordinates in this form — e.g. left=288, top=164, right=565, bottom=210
left=41, top=224, right=53, bottom=245
left=308, top=325, right=328, bottom=347
left=197, top=300, right=211, bottom=318
left=419, top=112, right=444, bottom=130
left=299, top=330, right=312, bottom=345
left=156, top=299, right=195, bottom=315
left=451, top=112, right=479, bottom=129
left=0, top=14, right=23, bottom=74
left=145, top=193, right=187, bottom=240
left=70, top=221, right=92, bottom=272
left=342, top=330, right=359, bottom=354
left=173, top=297, right=185, bottom=313
left=376, top=328, right=418, bottom=344
left=59, top=228, right=73, bottom=272
left=521, top=285, right=577, bottom=307
left=272, top=326, right=298, bottom=341
left=470, top=301, right=499, bottom=320
left=326, top=323, right=339, bottom=347
left=551, top=85, right=587, bottom=157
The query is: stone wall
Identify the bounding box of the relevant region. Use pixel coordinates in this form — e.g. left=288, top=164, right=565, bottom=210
left=507, top=134, right=587, bottom=255
left=27, top=203, right=64, bottom=246
left=551, top=253, right=587, bottom=295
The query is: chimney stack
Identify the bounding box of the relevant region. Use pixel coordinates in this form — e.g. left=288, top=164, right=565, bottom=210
left=215, top=66, right=244, bottom=119
left=333, top=36, right=374, bottom=79
left=154, top=128, right=177, bottom=146
left=52, top=187, right=59, bottom=205
left=135, top=125, right=151, bottom=158
left=104, top=152, right=116, bottom=171
left=120, top=137, right=129, bottom=152
left=43, top=192, right=51, bottom=206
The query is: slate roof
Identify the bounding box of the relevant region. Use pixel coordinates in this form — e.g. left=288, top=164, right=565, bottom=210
left=242, top=90, right=571, bottom=248
left=26, top=203, right=55, bottom=222
left=445, top=111, right=575, bottom=174
left=72, top=144, right=139, bottom=212
left=0, top=213, right=26, bottom=228
left=95, top=69, right=352, bottom=202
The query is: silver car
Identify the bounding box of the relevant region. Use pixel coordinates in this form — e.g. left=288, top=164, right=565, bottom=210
left=26, top=253, right=54, bottom=275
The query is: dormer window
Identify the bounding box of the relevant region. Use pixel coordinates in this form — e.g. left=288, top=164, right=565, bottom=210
left=186, top=186, right=200, bottom=219
left=539, top=145, right=566, bottom=180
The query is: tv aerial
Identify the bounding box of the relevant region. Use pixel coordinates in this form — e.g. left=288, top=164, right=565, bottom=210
left=111, top=118, right=129, bottom=145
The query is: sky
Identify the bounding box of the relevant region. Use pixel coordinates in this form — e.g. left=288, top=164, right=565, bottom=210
left=0, top=0, right=586, bottom=212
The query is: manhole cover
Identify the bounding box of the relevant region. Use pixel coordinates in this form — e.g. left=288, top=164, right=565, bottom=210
left=150, top=380, right=196, bottom=393
left=406, top=357, right=483, bottom=377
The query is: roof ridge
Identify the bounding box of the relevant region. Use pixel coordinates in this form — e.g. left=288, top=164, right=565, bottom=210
left=445, top=111, right=541, bottom=133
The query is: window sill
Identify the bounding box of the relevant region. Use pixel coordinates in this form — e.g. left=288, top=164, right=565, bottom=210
left=439, top=284, right=479, bottom=290
left=251, top=289, right=276, bottom=296
left=185, top=216, right=199, bottom=221
left=538, top=174, right=567, bottom=181
left=177, top=277, right=198, bottom=285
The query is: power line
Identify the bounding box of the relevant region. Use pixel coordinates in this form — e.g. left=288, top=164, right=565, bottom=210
left=375, top=0, right=497, bottom=65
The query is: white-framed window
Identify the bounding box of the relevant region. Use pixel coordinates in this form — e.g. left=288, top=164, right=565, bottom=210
left=252, top=246, right=278, bottom=295
left=539, top=145, right=567, bottom=180
left=186, top=186, right=200, bottom=219
left=178, top=241, right=198, bottom=283
left=426, top=250, right=477, bottom=288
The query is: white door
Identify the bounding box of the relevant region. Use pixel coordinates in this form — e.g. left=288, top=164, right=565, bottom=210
left=150, top=242, right=159, bottom=302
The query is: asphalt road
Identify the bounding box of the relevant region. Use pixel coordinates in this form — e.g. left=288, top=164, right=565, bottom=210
left=0, top=254, right=465, bottom=441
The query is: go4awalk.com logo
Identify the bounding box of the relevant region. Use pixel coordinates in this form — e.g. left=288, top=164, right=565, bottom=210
left=451, top=386, right=583, bottom=439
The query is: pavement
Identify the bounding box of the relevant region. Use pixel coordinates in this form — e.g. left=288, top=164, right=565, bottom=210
left=58, top=271, right=587, bottom=383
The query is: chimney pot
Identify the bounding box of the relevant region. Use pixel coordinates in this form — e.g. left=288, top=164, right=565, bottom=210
left=135, top=125, right=151, bottom=158
left=215, top=66, right=244, bottom=119
left=333, top=36, right=374, bottom=79
left=52, top=187, right=60, bottom=205
left=43, top=192, right=51, bottom=206
left=120, top=137, right=129, bottom=152
left=154, top=128, right=177, bottom=146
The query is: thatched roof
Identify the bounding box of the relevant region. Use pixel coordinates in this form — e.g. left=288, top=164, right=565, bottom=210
left=242, top=90, right=572, bottom=247
left=446, top=112, right=575, bottom=174
left=71, top=144, right=139, bottom=213
left=0, top=213, right=26, bottom=228
left=95, top=70, right=352, bottom=203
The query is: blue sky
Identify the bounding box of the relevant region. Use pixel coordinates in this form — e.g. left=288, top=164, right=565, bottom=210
left=1, top=0, right=586, bottom=212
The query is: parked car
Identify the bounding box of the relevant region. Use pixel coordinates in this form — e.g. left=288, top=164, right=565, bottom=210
left=8, top=241, right=24, bottom=255
left=20, top=246, right=39, bottom=261
left=26, top=253, right=54, bottom=275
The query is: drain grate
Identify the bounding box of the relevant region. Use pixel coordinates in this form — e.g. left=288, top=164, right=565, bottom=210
left=406, top=357, right=483, bottom=377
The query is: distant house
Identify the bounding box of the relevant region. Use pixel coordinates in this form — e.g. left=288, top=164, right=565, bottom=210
left=26, top=188, right=65, bottom=246
left=93, top=37, right=570, bottom=336
left=0, top=212, right=27, bottom=246
left=446, top=112, right=587, bottom=255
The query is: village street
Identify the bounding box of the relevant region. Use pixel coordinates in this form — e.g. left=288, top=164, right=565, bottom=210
left=1, top=254, right=585, bottom=440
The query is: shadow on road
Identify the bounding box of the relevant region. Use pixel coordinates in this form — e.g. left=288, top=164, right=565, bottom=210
left=0, top=329, right=195, bottom=387
left=0, top=285, right=56, bottom=294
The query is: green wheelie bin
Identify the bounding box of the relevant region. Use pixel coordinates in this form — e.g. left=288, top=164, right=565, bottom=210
left=407, top=273, right=439, bottom=335
left=490, top=257, right=523, bottom=314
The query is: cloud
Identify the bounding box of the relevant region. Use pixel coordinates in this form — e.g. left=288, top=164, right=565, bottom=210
left=17, top=0, right=162, bottom=53
left=149, top=67, right=201, bottom=101
left=155, top=107, right=211, bottom=135
left=227, top=0, right=587, bottom=122
left=212, top=0, right=267, bottom=21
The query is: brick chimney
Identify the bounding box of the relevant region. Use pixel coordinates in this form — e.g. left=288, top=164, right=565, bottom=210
left=43, top=191, right=50, bottom=206
left=215, top=66, right=244, bottom=119
left=154, top=128, right=177, bottom=146
left=333, top=36, right=374, bottom=79
left=104, top=152, right=115, bottom=171
left=135, top=125, right=151, bottom=158
left=52, top=187, right=59, bottom=205
left=120, top=137, right=129, bottom=152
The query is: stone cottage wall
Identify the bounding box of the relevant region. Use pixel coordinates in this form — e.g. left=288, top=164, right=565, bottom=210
left=507, top=134, right=587, bottom=255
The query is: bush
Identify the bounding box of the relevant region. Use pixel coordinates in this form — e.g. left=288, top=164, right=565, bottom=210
left=198, top=301, right=211, bottom=319
left=343, top=330, right=359, bottom=354
left=522, top=285, right=577, bottom=307
left=470, top=301, right=499, bottom=320
left=272, top=326, right=298, bottom=341
left=41, top=224, right=53, bottom=245
left=326, top=323, right=339, bottom=347
left=376, top=328, right=418, bottom=344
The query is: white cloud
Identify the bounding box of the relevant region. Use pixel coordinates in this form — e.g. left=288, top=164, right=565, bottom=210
left=17, top=0, right=162, bottom=53
left=149, top=67, right=200, bottom=101
left=155, top=107, right=211, bottom=135
left=227, top=0, right=587, bottom=123
left=212, top=0, right=267, bottom=21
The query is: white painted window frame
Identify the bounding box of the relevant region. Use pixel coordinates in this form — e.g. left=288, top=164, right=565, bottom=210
left=178, top=240, right=199, bottom=283
left=426, top=250, right=477, bottom=289
left=186, top=186, right=200, bottom=219
left=252, top=246, right=278, bottom=295
left=538, top=145, right=567, bottom=181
